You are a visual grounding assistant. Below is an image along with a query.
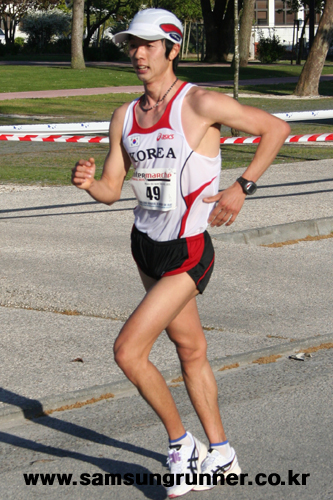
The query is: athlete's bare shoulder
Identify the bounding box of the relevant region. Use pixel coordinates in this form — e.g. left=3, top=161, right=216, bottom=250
left=184, top=85, right=237, bottom=124
left=108, top=100, right=137, bottom=143
left=110, top=101, right=132, bottom=127
left=185, top=83, right=290, bottom=141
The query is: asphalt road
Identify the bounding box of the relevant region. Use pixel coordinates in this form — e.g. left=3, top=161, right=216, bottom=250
left=0, top=348, right=332, bottom=500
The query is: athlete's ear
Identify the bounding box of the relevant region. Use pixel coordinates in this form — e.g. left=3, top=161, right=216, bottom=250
left=169, top=43, right=180, bottom=61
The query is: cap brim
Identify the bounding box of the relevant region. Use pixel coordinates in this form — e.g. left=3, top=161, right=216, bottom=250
left=112, top=29, right=164, bottom=45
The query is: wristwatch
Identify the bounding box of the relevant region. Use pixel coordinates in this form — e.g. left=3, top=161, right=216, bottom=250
left=236, top=176, right=257, bottom=195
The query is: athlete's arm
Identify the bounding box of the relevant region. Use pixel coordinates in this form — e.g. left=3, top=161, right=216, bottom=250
left=186, top=89, right=291, bottom=226
left=71, top=105, right=131, bottom=205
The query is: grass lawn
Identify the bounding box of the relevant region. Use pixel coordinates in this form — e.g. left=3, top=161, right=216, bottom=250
left=0, top=142, right=107, bottom=185
left=0, top=61, right=332, bottom=93
left=237, top=81, right=333, bottom=97
left=0, top=93, right=138, bottom=122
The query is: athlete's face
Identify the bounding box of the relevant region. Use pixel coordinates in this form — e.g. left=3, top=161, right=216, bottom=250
left=128, top=37, right=169, bottom=83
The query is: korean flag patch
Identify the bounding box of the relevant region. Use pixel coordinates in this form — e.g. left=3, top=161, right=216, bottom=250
left=130, top=136, right=140, bottom=148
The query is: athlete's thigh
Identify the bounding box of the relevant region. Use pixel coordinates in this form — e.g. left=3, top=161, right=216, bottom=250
left=138, top=267, right=206, bottom=352
left=166, top=297, right=207, bottom=354
left=138, top=267, right=157, bottom=292
left=115, top=272, right=199, bottom=355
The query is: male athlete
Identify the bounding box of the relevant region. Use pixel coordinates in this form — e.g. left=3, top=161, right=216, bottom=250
left=72, top=8, right=290, bottom=498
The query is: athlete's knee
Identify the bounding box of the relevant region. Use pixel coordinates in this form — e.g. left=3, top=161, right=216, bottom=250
left=114, top=342, right=132, bottom=372
left=113, top=339, right=147, bottom=380
left=177, top=337, right=207, bottom=365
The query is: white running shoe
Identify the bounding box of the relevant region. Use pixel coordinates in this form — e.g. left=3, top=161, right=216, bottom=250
left=192, top=448, right=241, bottom=491
left=166, top=432, right=207, bottom=498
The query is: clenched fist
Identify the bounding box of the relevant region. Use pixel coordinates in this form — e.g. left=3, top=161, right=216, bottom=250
left=72, top=157, right=96, bottom=190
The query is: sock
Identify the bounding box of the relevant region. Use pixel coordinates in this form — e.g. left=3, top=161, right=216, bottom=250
left=169, top=431, right=192, bottom=448
left=210, top=439, right=232, bottom=459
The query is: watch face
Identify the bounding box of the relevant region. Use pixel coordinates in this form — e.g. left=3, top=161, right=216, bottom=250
left=245, top=181, right=257, bottom=195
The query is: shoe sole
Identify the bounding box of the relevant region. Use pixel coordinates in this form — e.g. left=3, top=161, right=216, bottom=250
left=192, top=457, right=241, bottom=491
left=168, top=438, right=208, bottom=498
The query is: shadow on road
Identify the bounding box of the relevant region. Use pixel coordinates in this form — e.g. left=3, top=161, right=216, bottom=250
left=0, top=387, right=167, bottom=498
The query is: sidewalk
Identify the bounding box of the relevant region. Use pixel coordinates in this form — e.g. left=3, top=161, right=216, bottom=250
left=0, top=160, right=332, bottom=422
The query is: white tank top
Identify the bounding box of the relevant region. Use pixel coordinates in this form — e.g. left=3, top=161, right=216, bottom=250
left=122, top=82, right=221, bottom=241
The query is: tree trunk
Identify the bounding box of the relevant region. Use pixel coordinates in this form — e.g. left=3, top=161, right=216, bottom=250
left=84, top=11, right=113, bottom=49
left=186, top=21, right=191, bottom=58
left=84, top=0, right=91, bottom=50
left=297, top=12, right=310, bottom=65
left=3, top=18, right=10, bottom=44
left=233, top=0, right=239, bottom=102
left=294, top=0, right=333, bottom=96
left=201, top=0, right=240, bottom=62
left=239, top=0, right=255, bottom=66
left=232, top=0, right=240, bottom=136
left=71, top=0, right=86, bottom=70
left=84, top=0, right=121, bottom=49
left=3, top=15, right=17, bottom=45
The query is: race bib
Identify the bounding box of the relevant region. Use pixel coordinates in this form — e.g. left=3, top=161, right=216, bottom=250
left=130, top=168, right=177, bottom=211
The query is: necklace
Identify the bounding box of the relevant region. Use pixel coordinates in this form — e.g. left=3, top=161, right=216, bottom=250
left=140, top=78, right=178, bottom=112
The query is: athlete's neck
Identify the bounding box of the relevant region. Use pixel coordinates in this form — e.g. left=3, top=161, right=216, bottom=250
left=142, top=74, right=179, bottom=111
left=141, top=78, right=178, bottom=112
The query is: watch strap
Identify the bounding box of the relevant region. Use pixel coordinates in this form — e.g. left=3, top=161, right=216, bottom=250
left=236, top=176, right=257, bottom=195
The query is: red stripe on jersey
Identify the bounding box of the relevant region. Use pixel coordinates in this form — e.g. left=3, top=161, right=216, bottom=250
left=178, top=176, right=217, bottom=238
left=128, top=82, right=188, bottom=136
left=163, top=233, right=204, bottom=277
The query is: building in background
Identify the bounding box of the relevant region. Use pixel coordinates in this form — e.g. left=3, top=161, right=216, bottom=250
left=250, top=0, right=321, bottom=58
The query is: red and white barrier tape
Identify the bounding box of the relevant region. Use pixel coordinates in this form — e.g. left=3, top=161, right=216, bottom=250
left=1, top=133, right=332, bottom=144
left=0, top=134, right=109, bottom=143
left=220, top=133, right=333, bottom=144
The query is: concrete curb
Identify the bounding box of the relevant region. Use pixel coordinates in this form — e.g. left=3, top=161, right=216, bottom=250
left=1, top=332, right=332, bottom=426
left=213, top=216, right=333, bottom=245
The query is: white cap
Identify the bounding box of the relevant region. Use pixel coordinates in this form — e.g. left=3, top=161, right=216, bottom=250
left=112, top=9, right=183, bottom=45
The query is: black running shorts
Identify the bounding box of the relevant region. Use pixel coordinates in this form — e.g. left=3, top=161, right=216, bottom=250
left=131, top=225, right=215, bottom=294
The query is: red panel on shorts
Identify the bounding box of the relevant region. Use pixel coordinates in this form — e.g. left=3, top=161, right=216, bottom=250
left=163, top=233, right=204, bottom=276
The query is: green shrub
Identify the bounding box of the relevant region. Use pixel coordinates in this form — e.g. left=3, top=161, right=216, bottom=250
left=257, top=30, right=285, bottom=63
left=0, top=42, right=21, bottom=56
left=14, top=37, right=25, bottom=47
left=45, top=38, right=71, bottom=54
left=21, top=8, right=71, bottom=49
left=84, top=40, right=124, bottom=62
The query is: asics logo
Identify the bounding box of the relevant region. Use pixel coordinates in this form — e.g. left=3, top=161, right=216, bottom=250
left=170, top=33, right=182, bottom=42
left=157, top=133, right=174, bottom=141
left=187, top=446, right=199, bottom=474
left=213, top=459, right=233, bottom=475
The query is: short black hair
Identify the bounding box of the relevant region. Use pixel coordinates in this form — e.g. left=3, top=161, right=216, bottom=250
left=164, top=39, right=180, bottom=73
